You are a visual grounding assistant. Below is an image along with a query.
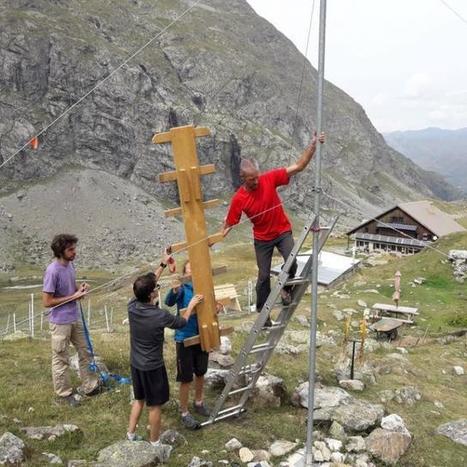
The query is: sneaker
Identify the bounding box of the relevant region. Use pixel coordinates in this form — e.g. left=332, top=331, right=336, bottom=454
left=127, top=433, right=144, bottom=441
left=56, top=394, right=80, bottom=407
left=181, top=413, right=201, bottom=430
left=193, top=402, right=210, bottom=417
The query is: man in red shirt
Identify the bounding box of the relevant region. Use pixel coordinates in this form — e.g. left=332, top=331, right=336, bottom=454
left=223, top=132, right=325, bottom=321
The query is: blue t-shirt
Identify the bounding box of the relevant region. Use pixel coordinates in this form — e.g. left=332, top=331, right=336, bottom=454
left=164, top=283, right=199, bottom=342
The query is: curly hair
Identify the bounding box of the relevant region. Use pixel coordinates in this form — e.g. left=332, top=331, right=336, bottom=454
left=50, top=234, right=78, bottom=258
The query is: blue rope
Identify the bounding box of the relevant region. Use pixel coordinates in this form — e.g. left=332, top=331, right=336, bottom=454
left=79, top=303, right=130, bottom=385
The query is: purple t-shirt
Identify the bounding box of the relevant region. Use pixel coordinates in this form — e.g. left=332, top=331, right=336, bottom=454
left=43, top=261, right=78, bottom=324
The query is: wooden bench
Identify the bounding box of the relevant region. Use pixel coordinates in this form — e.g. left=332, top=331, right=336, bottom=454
left=214, top=283, right=241, bottom=313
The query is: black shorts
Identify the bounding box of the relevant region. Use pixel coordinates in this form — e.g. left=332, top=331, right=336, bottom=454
left=131, top=365, right=169, bottom=406
left=176, top=343, right=209, bottom=383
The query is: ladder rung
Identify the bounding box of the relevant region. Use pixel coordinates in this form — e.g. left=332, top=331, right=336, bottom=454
left=263, top=323, right=286, bottom=331
left=286, top=277, right=310, bottom=285
left=228, top=385, right=253, bottom=396
left=239, top=364, right=261, bottom=376
left=250, top=343, right=275, bottom=354
left=205, top=408, right=246, bottom=424
left=218, top=404, right=243, bottom=416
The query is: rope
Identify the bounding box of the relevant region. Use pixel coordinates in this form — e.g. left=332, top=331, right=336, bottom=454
left=0, top=0, right=204, bottom=170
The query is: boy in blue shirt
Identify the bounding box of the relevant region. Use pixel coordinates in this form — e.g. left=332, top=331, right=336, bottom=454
left=165, top=260, right=210, bottom=430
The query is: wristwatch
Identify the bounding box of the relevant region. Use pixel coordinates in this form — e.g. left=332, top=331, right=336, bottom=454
left=159, top=262, right=167, bottom=269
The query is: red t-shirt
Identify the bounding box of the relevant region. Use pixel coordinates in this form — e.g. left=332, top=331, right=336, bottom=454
left=226, top=168, right=292, bottom=241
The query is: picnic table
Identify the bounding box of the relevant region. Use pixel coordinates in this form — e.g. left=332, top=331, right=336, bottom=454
left=370, top=318, right=404, bottom=340
left=370, top=303, right=419, bottom=324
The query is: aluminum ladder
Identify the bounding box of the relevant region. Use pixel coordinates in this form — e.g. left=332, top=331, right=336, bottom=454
left=202, top=215, right=337, bottom=426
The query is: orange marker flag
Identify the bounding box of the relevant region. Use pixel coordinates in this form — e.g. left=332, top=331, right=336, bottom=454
left=29, top=137, right=39, bottom=150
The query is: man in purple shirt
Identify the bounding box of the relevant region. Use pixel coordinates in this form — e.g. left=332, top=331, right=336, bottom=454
left=42, top=234, right=100, bottom=406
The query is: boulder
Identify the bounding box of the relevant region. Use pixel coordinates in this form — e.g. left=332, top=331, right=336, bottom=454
left=159, top=430, right=186, bottom=447
left=339, top=379, right=364, bottom=392
left=436, top=419, right=467, bottom=446
left=366, top=428, right=411, bottom=465
left=324, top=399, right=384, bottom=433
left=292, top=383, right=352, bottom=409
left=239, top=447, right=255, bottom=463
left=345, top=436, right=366, bottom=453
left=269, top=440, right=297, bottom=457
left=453, top=366, right=464, bottom=376
left=380, top=414, right=410, bottom=435
left=312, top=441, right=331, bottom=461
left=225, top=438, right=242, bottom=451
left=97, top=440, right=171, bottom=466
left=324, top=438, right=343, bottom=452
left=22, top=424, right=81, bottom=440
left=188, top=456, right=213, bottom=467
left=252, top=374, right=287, bottom=408
left=251, top=449, right=271, bottom=462
left=203, top=368, right=229, bottom=389
left=0, top=432, right=25, bottom=465
left=208, top=352, right=235, bottom=369
left=41, top=452, right=63, bottom=464
left=329, top=421, right=347, bottom=441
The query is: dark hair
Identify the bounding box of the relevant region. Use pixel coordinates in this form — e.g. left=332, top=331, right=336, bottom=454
left=133, top=274, right=157, bottom=303
left=51, top=234, right=78, bottom=258
left=182, top=260, right=190, bottom=275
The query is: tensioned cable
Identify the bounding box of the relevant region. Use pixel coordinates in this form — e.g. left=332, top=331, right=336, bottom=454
left=0, top=0, right=204, bottom=170
left=439, top=0, right=467, bottom=25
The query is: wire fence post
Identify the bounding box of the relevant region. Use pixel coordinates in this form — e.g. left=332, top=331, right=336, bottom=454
left=30, top=293, right=35, bottom=338
left=5, top=314, right=11, bottom=335
left=110, top=307, right=114, bottom=329
left=13, top=312, right=16, bottom=333
left=104, top=305, right=110, bottom=333
left=40, top=311, right=44, bottom=332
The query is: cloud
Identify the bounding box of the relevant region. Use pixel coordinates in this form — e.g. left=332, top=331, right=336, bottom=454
left=403, top=73, right=433, bottom=99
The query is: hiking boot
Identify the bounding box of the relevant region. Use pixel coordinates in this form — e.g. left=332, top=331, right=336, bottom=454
left=193, top=402, right=210, bottom=417
left=181, top=413, right=201, bottom=430
left=77, top=383, right=105, bottom=397
left=263, top=317, right=273, bottom=328
left=280, top=288, right=292, bottom=306
left=56, top=394, right=80, bottom=407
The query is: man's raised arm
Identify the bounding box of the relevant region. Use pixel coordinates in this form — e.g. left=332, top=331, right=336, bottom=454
left=286, top=131, right=325, bottom=177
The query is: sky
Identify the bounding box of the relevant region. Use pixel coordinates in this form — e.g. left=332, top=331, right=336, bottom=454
left=246, top=0, right=467, bottom=133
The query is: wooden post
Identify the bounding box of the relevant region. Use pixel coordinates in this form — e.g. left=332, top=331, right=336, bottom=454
left=154, top=125, right=223, bottom=352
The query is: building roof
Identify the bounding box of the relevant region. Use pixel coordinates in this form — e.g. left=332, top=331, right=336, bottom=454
left=347, top=200, right=466, bottom=237
left=377, top=222, right=418, bottom=232
left=398, top=201, right=465, bottom=237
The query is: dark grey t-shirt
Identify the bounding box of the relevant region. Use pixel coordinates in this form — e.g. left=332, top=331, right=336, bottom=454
left=128, top=298, right=186, bottom=371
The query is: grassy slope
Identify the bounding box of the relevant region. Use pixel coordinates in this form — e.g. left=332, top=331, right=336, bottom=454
left=1, top=233, right=466, bottom=466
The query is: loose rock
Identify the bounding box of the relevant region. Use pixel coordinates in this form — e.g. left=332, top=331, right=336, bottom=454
left=0, top=432, right=25, bottom=465
left=269, top=440, right=297, bottom=457
left=436, top=419, right=467, bottom=446
left=225, top=438, right=242, bottom=451
left=97, top=440, right=172, bottom=466
left=366, top=428, right=412, bottom=465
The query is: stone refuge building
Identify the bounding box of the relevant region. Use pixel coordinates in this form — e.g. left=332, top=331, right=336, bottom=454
left=347, top=200, right=466, bottom=254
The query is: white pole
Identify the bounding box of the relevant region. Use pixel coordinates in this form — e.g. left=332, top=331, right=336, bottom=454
left=305, top=1, right=327, bottom=465
left=40, top=312, right=44, bottom=332
left=28, top=302, right=31, bottom=335
left=6, top=314, right=11, bottom=334
left=30, top=294, right=35, bottom=338
left=104, top=305, right=110, bottom=332
left=110, top=307, right=114, bottom=328
left=13, top=312, right=16, bottom=333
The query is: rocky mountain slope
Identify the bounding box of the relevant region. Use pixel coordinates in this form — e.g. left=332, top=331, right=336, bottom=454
left=0, top=0, right=462, bottom=269
left=384, top=127, right=467, bottom=195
